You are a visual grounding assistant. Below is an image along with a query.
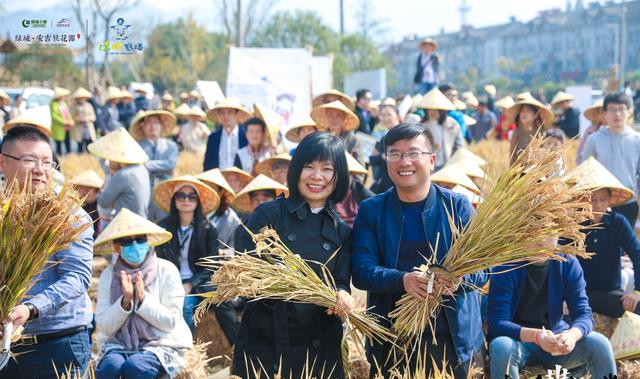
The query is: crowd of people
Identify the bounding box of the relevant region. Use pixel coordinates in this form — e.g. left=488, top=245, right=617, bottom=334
left=0, top=37, right=639, bottom=379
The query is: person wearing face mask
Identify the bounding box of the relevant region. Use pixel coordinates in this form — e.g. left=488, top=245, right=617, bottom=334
left=94, top=208, right=193, bottom=379
left=311, top=100, right=361, bottom=161
left=233, top=133, right=355, bottom=379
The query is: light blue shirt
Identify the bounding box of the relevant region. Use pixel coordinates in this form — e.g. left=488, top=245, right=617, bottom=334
left=24, top=210, right=94, bottom=335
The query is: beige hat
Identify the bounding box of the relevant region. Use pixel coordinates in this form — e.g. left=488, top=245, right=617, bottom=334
left=195, top=168, right=236, bottom=199
left=188, top=106, right=207, bottom=121
left=484, top=84, right=497, bottom=97
left=153, top=175, right=221, bottom=214
left=254, top=103, right=283, bottom=146
left=3, top=115, right=51, bottom=137
left=446, top=158, right=488, bottom=184
left=515, top=92, right=534, bottom=101
left=551, top=91, right=575, bottom=106
left=312, top=89, right=355, bottom=110
left=504, top=98, right=555, bottom=128
left=106, top=86, right=123, bottom=102
left=419, top=38, right=438, bottom=50
left=453, top=98, right=467, bottom=111
left=161, top=93, right=174, bottom=102
left=221, top=167, right=254, bottom=189
left=69, top=170, right=104, bottom=189
left=173, top=103, right=192, bottom=118
left=88, top=127, right=149, bottom=164
left=494, top=96, right=515, bottom=110
left=565, top=157, right=634, bottom=207
left=72, top=87, right=92, bottom=100
left=120, top=89, right=134, bottom=100
left=431, top=165, right=481, bottom=195
left=52, top=86, right=70, bottom=100
left=129, top=110, right=178, bottom=141
left=584, top=100, right=604, bottom=123
left=463, top=114, right=477, bottom=127
left=311, top=100, right=360, bottom=133
left=610, top=311, right=640, bottom=360
left=94, top=208, right=172, bottom=254
left=256, top=153, right=292, bottom=180
left=451, top=185, right=483, bottom=206
left=231, top=174, right=288, bottom=214
left=449, top=148, right=486, bottom=167
left=346, top=152, right=367, bottom=176
left=461, top=92, right=479, bottom=107
left=382, top=97, right=396, bottom=106
left=189, top=90, right=199, bottom=98
left=206, top=98, right=251, bottom=124
left=285, top=116, right=321, bottom=143
left=411, top=94, right=424, bottom=108
left=417, top=88, right=456, bottom=111
left=179, top=92, right=189, bottom=100
left=0, top=89, right=9, bottom=103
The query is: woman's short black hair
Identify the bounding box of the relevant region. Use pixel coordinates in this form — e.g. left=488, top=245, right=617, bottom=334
left=420, top=109, right=448, bottom=125
left=384, top=122, right=436, bottom=153
left=288, top=132, right=349, bottom=203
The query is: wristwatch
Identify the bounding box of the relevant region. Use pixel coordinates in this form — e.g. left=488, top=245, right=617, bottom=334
left=24, top=302, right=39, bottom=321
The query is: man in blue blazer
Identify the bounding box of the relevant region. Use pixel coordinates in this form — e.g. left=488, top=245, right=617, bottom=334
left=203, top=99, right=250, bottom=170
left=351, top=123, right=486, bottom=378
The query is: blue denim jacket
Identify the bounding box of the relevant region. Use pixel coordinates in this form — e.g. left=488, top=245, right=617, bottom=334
left=24, top=210, right=94, bottom=335
left=351, top=184, right=486, bottom=365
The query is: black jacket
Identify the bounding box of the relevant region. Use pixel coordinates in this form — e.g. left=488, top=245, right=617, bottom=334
left=232, top=196, right=351, bottom=379
left=414, top=53, right=440, bottom=84
left=556, top=107, right=580, bottom=139
left=369, top=137, right=394, bottom=194
left=355, top=105, right=376, bottom=134
left=155, top=217, right=219, bottom=293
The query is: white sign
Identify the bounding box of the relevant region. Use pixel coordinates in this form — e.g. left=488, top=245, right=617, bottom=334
left=344, top=68, right=387, bottom=100
left=566, top=85, right=592, bottom=135
left=196, top=80, right=225, bottom=109
left=311, top=55, right=333, bottom=97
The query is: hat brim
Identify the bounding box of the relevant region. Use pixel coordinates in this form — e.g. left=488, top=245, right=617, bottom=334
left=285, top=123, right=319, bottom=142
left=153, top=177, right=221, bottom=214
left=206, top=106, right=251, bottom=124
left=256, top=156, right=291, bottom=179
left=504, top=101, right=555, bottom=129
left=310, top=106, right=360, bottom=133
left=94, top=209, right=172, bottom=254
left=4, top=119, right=51, bottom=137
left=130, top=111, right=177, bottom=141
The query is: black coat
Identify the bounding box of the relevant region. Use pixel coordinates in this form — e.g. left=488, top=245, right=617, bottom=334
left=155, top=217, right=219, bottom=293
left=413, top=53, right=440, bottom=84
left=232, top=196, right=352, bottom=379
left=557, top=107, right=580, bottom=139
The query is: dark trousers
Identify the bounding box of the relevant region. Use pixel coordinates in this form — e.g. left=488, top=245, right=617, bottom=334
left=95, top=351, right=165, bottom=379
left=613, top=202, right=639, bottom=229
left=77, top=139, right=91, bottom=153
left=55, top=133, right=72, bottom=155
left=214, top=300, right=242, bottom=345
left=0, top=330, right=90, bottom=379
left=588, top=289, right=640, bottom=318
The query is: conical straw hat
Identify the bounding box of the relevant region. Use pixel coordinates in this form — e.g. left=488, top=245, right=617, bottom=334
left=484, top=84, right=497, bottom=97
left=381, top=97, right=396, bottom=106
left=231, top=174, right=288, bottom=214
left=254, top=103, right=283, bottom=146
left=417, top=88, right=456, bottom=111
left=69, top=170, right=104, bottom=189
left=285, top=116, right=319, bottom=143
left=431, top=165, right=481, bottom=195
left=179, top=92, right=189, bottom=100
left=120, top=89, right=134, bottom=100
left=221, top=167, right=254, bottom=189
left=584, top=100, right=604, bottom=123
left=503, top=98, right=555, bottom=128
left=451, top=185, right=483, bottom=206
left=449, top=148, right=486, bottom=167
left=462, top=92, right=479, bottom=107
left=310, top=100, right=360, bottom=132
left=346, top=152, right=367, bottom=176
left=494, top=96, right=515, bottom=110
left=551, top=91, right=575, bottom=106
left=173, top=103, right=192, bottom=117
left=418, top=38, right=438, bottom=50
left=188, top=106, right=207, bottom=121
left=411, top=94, right=423, bottom=108
left=161, top=93, right=174, bottom=102
left=105, top=86, right=123, bottom=102
left=94, top=208, right=172, bottom=254
left=3, top=115, right=51, bottom=137
left=153, top=175, right=220, bottom=214
left=446, top=158, right=487, bottom=182
left=52, top=86, right=70, bottom=100
left=516, top=92, right=534, bottom=101
left=610, top=311, right=640, bottom=360
left=129, top=110, right=177, bottom=141
left=312, top=89, right=354, bottom=110
left=87, top=127, right=149, bottom=164
left=453, top=98, right=467, bottom=111
left=206, top=98, right=251, bottom=124
left=463, top=114, right=477, bottom=127
left=195, top=168, right=236, bottom=199
left=72, top=87, right=92, bottom=100
left=565, top=157, right=634, bottom=207
left=256, top=153, right=292, bottom=180
left=0, top=89, right=9, bottom=102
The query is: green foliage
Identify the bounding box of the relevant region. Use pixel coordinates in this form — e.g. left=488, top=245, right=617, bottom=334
left=3, top=44, right=82, bottom=86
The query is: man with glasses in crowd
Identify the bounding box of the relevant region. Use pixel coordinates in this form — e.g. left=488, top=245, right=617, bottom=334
left=351, top=123, right=486, bottom=378
left=0, top=126, right=94, bottom=379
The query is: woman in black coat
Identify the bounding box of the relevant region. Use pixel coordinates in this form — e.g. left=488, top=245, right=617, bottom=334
left=233, top=133, right=355, bottom=379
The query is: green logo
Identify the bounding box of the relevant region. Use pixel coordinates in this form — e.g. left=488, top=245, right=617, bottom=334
left=21, top=19, right=47, bottom=28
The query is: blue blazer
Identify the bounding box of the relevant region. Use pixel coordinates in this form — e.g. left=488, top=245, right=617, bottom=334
left=487, top=256, right=593, bottom=341
left=203, top=125, right=248, bottom=171
left=351, top=184, right=486, bottom=365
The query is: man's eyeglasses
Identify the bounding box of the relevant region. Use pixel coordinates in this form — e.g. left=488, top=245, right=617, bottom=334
left=385, top=151, right=432, bottom=162
left=114, top=236, right=148, bottom=247
left=2, top=154, right=58, bottom=171
left=174, top=192, right=199, bottom=202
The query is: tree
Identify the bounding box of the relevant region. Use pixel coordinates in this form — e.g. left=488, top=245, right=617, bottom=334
left=70, top=0, right=99, bottom=90
left=214, top=0, right=278, bottom=46
left=351, top=0, right=388, bottom=41
left=335, top=33, right=391, bottom=88
left=3, top=45, right=82, bottom=86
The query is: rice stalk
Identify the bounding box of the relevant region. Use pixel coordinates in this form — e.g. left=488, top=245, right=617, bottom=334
left=196, top=227, right=395, bottom=345
left=390, top=135, right=593, bottom=339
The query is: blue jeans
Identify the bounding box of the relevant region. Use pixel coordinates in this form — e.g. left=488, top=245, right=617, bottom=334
left=183, top=294, right=201, bottom=333
left=417, top=82, right=437, bottom=95
left=489, top=332, right=616, bottom=379
left=0, top=330, right=90, bottom=379
left=96, top=351, right=165, bottom=379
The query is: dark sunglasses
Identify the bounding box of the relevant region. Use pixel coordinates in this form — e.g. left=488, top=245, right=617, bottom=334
left=114, top=236, right=148, bottom=247
left=174, top=192, right=199, bottom=202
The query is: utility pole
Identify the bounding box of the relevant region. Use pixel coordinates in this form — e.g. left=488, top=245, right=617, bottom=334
left=236, top=0, right=244, bottom=47
left=619, top=0, right=627, bottom=90
left=339, top=0, right=344, bottom=36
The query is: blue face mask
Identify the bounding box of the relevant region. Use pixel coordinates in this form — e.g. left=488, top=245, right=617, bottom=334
left=121, top=241, right=149, bottom=265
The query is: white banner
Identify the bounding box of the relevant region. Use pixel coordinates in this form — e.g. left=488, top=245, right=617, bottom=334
left=344, top=68, right=387, bottom=100
left=196, top=80, right=225, bottom=109
left=226, top=47, right=313, bottom=128
left=311, top=55, right=333, bottom=97
left=566, top=85, right=593, bottom=135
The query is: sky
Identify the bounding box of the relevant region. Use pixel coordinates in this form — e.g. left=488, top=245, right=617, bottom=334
left=0, top=0, right=582, bottom=44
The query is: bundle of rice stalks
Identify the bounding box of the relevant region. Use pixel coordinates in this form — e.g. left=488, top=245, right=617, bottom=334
left=0, top=181, right=90, bottom=356
left=196, top=227, right=395, bottom=345
left=390, top=136, right=593, bottom=339
left=176, top=342, right=213, bottom=379
left=54, top=362, right=94, bottom=379
left=176, top=150, right=206, bottom=177
left=58, top=153, right=103, bottom=180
